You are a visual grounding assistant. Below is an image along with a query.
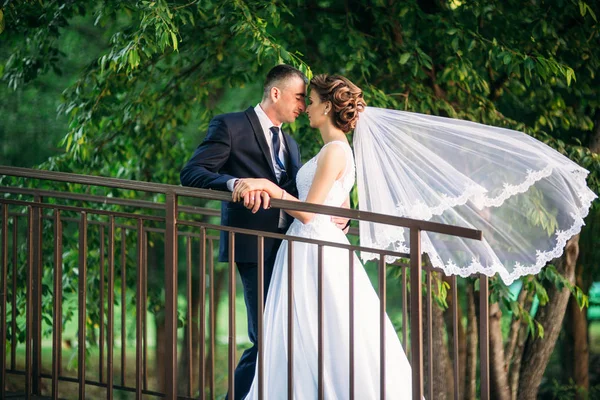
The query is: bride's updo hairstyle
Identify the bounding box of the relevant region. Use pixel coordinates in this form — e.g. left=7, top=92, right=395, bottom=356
left=310, top=74, right=366, bottom=133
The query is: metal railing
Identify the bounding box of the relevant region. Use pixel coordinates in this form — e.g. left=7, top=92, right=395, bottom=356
left=0, top=165, right=490, bottom=400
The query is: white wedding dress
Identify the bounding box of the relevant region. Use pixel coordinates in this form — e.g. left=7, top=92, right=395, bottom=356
left=244, top=141, right=413, bottom=399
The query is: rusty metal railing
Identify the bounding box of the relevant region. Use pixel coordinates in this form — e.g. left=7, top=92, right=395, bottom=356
left=0, top=165, right=490, bottom=400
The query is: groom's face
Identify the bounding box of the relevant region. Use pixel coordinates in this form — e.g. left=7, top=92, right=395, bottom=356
left=274, top=76, right=307, bottom=124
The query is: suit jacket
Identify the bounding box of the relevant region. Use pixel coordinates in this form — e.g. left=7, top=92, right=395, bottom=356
left=180, top=107, right=302, bottom=263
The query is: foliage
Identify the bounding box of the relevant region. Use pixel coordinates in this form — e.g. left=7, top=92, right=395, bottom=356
left=543, top=379, right=600, bottom=400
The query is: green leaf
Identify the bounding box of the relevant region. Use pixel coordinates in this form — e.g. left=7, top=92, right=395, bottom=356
left=536, top=322, right=545, bottom=339
left=565, top=68, right=575, bottom=86
left=399, top=53, right=411, bottom=65
left=579, top=1, right=587, bottom=17
left=586, top=4, right=598, bottom=21
left=171, top=31, right=178, bottom=51
left=0, top=9, right=5, bottom=35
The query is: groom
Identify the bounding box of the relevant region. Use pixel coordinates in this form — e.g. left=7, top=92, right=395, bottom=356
left=181, top=65, right=348, bottom=399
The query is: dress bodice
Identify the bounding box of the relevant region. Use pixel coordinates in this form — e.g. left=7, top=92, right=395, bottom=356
left=289, top=141, right=355, bottom=233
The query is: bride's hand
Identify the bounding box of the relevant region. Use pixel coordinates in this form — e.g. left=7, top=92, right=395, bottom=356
left=232, top=178, right=270, bottom=202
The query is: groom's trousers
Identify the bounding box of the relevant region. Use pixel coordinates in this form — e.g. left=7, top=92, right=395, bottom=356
left=226, top=236, right=282, bottom=400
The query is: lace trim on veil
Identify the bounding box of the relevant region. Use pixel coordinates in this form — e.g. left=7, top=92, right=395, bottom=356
left=396, top=165, right=583, bottom=220
left=360, top=179, right=596, bottom=285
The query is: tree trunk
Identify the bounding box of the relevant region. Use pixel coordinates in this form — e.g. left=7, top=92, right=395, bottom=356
left=443, top=276, right=467, bottom=397
left=564, top=288, right=589, bottom=398
left=509, top=290, right=534, bottom=400
left=464, top=283, right=477, bottom=400
left=488, top=302, right=511, bottom=400
left=589, top=109, right=600, bottom=153
left=431, top=295, right=453, bottom=399
left=517, top=235, right=580, bottom=400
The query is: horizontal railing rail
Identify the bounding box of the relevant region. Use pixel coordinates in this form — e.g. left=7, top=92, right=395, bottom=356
left=0, top=166, right=482, bottom=240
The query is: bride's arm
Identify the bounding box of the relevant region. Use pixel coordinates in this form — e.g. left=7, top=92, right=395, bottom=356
left=233, top=145, right=346, bottom=224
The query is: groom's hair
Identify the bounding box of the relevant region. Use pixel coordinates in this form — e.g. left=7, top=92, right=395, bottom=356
left=263, top=64, right=308, bottom=99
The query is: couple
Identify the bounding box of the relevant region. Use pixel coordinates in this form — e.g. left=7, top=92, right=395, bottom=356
left=181, top=64, right=597, bottom=398
left=180, top=65, right=411, bottom=399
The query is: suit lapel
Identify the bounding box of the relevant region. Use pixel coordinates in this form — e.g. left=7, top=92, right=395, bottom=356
left=245, top=107, right=277, bottom=179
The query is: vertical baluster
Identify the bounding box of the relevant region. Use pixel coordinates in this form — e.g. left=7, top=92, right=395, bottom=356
left=120, top=228, right=127, bottom=387
left=11, top=214, right=18, bottom=371
left=227, top=231, right=236, bottom=400
left=199, top=227, right=206, bottom=399
left=402, top=265, right=408, bottom=353
left=410, top=228, right=423, bottom=400
left=164, top=193, right=178, bottom=400
left=135, top=219, right=143, bottom=400
left=480, top=275, right=490, bottom=400
left=32, top=196, right=42, bottom=395
left=348, top=250, right=355, bottom=400
left=257, top=236, right=264, bottom=400
left=186, top=236, right=193, bottom=398
left=107, top=217, right=115, bottom=400
left=452, top=276, right=460, bottom=400
left=25, top=206, right=33, bottom=399
left=317, top=245, right=324, bottom=400
left=78, top=212, right=88, bottom=400
left=426, top=270, right=433, bottom=400
left=99, top=226, right=105, bottom=383
left=143, top=230, right=148, bottom=390
left=287, top=241, right=294, bottom=400
left=52, top=210, right=63, bottom=398
left=1, top=204, right=8, bottom=399
left=379, top=256, right=386, bottom=400
left=209, top=239, right=215, bottom=400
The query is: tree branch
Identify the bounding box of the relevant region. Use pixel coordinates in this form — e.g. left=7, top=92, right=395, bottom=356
left=590, top=108, right=600, bottom=153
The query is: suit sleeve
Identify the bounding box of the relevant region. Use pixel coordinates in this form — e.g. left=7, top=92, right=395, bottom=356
left=180, top=118, right=236, bottom=191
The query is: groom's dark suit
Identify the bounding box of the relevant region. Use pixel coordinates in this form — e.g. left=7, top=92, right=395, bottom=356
left=180, top=106, right=302, bottom=399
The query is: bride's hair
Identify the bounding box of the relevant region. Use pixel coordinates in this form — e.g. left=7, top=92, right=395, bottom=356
left=310, top=74, right=366, bottom=133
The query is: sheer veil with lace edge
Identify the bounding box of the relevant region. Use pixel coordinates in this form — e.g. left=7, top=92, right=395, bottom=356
left=353, top=107, right=598, bottom=285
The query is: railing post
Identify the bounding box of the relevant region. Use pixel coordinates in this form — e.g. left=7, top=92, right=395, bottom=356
left=165, top=192, right=178, bottom=400
left=32, top=195, right=43, bottom=395
left=1, top=204, right=8, bottom=399
left=25, top=206, right=34, bottom=399
left=257, top=236, right=264, bottom=400
left=78, top=212, right=88, bottom=400
left=107, top=216, right=115, bottom=400
left=410, top=228, right=423, bottom=400
left=228, top=231, right=236, bottom=400
left=52, top=210, right=63, bottom=399
left=135, top=220, right=143, bottom=400
left=479, top=275, right=490, bottom=400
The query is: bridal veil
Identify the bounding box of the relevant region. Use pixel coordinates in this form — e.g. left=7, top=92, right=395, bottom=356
left=354, top=107, right=597, bottom=285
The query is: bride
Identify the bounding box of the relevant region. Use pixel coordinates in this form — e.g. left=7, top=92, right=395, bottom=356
left=232, top=73, right=597, bottom=398
left=232, top=75, right=413, bottom=399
